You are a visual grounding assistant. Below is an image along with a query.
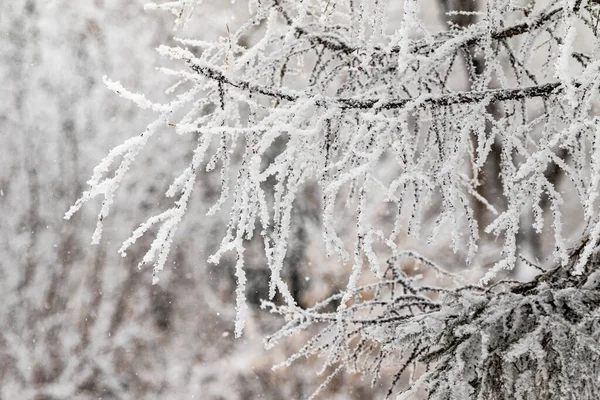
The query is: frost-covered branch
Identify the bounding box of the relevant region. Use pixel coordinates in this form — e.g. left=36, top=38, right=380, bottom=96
left=266, top=243, right=600, bottom=399
left=70, top=0, right=600, bottom=349
left=187, top=55, right=565, bottom=110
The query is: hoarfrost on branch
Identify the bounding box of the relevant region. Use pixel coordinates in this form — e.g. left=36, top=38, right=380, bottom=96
left=66, top=0, right=600, bottom=397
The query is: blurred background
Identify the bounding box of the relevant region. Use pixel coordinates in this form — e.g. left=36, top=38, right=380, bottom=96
left=0, top=0, right=578, bottom=398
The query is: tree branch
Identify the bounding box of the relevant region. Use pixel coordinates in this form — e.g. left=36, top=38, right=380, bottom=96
left=273, top=0, right=562, bottom=58
left=190, top=59, right=563, bottom=111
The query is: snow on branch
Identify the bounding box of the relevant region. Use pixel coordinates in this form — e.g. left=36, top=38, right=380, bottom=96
left=184, top=51, right=566, bottom=110
left=69, top=0, right=600, bottom=371
left=265, top=245, right=600, bottom=399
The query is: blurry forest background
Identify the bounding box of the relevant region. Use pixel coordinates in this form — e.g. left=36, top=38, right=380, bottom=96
left=0, top=0, right=582, bottom=399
